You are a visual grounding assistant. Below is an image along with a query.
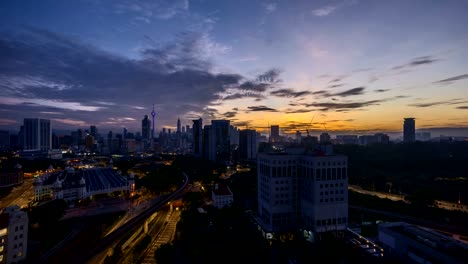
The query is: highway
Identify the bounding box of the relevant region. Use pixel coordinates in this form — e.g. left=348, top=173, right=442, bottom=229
left=350, top=205, right=468, bottom=238
left=349, top=185, right=468, bottom=213
left=80, top=172, right=189, bottom=264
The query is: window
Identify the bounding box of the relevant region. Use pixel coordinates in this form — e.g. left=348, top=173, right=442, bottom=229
left=317, top=220, right=321, bottom=226
left=15, top=226, right=18, bottom=232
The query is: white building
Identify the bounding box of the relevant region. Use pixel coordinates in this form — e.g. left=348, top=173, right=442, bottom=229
left=212, top=184, right=233, bottom=209
left=0, top=206, right=28, bottom=264
left=257, top=147, right=348, bottom=238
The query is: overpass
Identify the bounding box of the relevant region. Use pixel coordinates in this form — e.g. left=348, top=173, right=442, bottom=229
left=39, top=172, right=189, bottom=264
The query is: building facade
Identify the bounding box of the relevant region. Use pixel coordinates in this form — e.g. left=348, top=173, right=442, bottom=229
left=257, top=147, right=348, bottom=238
left=403, top=118, right=416, bottom=143
left=0, top=206, right=28, bottom=264
left=270, top=125, right=280, bottom=143
left=141, top=115, right=151, bottom=140
left=23, top=118, right=51, bottom=151
left=192, top=118, right=203, bottom=157
left=239, top=129, right=257, bottom=160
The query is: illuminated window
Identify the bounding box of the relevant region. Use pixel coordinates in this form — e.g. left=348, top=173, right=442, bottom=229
left=0, top=228, right=7, bottom=236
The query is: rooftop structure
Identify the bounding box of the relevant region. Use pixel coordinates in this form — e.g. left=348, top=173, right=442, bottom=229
left=378, top=222, right=468, bottom=264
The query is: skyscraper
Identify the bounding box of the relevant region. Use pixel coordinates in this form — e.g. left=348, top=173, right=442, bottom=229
left=90, top=125, right=97, bottom=138
left=151, top=104, right=156, bottom=140
left=320, top=132, right=331, bottom=144
left=177, top=118, right=181, bottom=133
left=239, top=129, right=257, bottom=160
left=23, top=118, right=51, bottom=151
left=192, top=118, right=203, bottom=157
left=403, top=118, right=416, bottom=143
left=270, top=125, right=280, bottom=143
left=142, top=115, right=151, bottom=140
left=211, top=120, right=231, bottom=163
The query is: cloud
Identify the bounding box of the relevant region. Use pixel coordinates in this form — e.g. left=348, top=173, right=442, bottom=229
left=375, top=89, right=389, bottom=93
left=328, top=84, right=344, bottom=88
left=409, top=98, right=468, bottom=108
left=332, top=87, right=365, bottom=97
left=285, top=108, right=314, bottom=114
left=313, top=87, right=366, bottom=98
left=270, top=89, right=311, bottom=98
left=246, top=106, right=278, bottom=112
left=0, top=118, right=17, bottom=126
left=434, top=74, right=468, bottom=84
left=231, top=120, right=252, bottom=127
left=311, top=5, right=338, bottom=17
left=264, top=2, right=277, bottom=13
left=305, top=100, right=383, bottom=111
left=52, top=118, right=88, bottom=126
left=392, top=56, right=438, bottom=71
left=0, top=27, right=244, bottom=129
left=457, top=106, right=468, bottom=109
left=114, top=0, right=189, bottom=22
left=311, top=0, right=356, bottom=17
left=222, top=92, right=265, bottom=101
left=222, top=111, right=237, bottom=118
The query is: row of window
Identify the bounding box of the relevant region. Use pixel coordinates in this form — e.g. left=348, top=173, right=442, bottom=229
left=320, top=183, right=345, bottom=188
left=316, top=217, right=347, bottom=226
left=320, top=190, right=345, bottom=195
left=259, top=159, right=346, bottom=167
left=319, top=197, right=346, bottom=203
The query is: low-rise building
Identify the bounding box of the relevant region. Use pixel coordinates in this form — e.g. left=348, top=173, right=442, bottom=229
left=0, top=206, right=28, bottom=264
left=33, top=167, right=134, bottom=202
left=212, top=183, right=233, bottom=209
left=378, top=222, right=468, bottom=264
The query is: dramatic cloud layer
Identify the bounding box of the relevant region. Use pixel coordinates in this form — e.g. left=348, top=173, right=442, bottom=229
left=270, top=89, right=311, bottom=98
left=434, top=74, right=468, bottom=84
left=0, top=28, right=281, bottom=129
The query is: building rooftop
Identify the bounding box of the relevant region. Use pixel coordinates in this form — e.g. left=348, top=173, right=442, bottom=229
left=212, top=183, right=232, bottom=196
left=382, top=222, right=468, bottom=260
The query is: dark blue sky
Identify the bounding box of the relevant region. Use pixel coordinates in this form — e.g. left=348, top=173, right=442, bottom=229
left=1, top=0, right=468, bottom=134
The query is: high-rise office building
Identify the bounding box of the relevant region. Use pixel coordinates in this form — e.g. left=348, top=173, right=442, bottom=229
left=142, top=115, right=151, bottom=140
left=202, top=120, right=231, bottom=162
left=0, top=130, right=10, bottom=149
left=403, top=118, right=416, bottom=143
left=239, top=129, right=257, bottom=160
left=90, top=125, right=98, bottom=138
left=211, top=120, right=231, bottom=163
left=23, top=118, right=51, bottom=151
left=257, top=147, right=348, bottom=237
left=270, top=125, right=280, bottom=143
left=192, top=118, right=203, bottom=157
left=177, top=118, right=181, bottom=133
left=320, top=132, right=331, bottom=144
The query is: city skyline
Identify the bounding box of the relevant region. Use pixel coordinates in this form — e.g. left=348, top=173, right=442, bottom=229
left=1, top=1, right=468, bottom=135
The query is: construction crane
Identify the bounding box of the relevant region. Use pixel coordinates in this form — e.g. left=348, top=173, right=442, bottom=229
left=305, top=114, right=316, bottom=137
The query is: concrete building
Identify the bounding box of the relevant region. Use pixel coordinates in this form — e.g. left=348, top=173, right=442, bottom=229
left=403, top=118, right=416, bottom=143
left=239, top=129, right=257, bottom=160
left=203, top=120, right=231, bottom=163
left=141, top=115, right=151, bottom=140
left=270, top=125, right=280, bottom=143
left=378, top=222, right=468, bottom=264
left=257, top=146, right=348, bottom=239
left=212, top=183, right=234, bottom=209
left=192, top=118, right=203, bottom=157
left=0, top=206, right=28, bottom=264
left=319, top=133, right=331, bottom=144
left=23, top=118, right=51, bottom=151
